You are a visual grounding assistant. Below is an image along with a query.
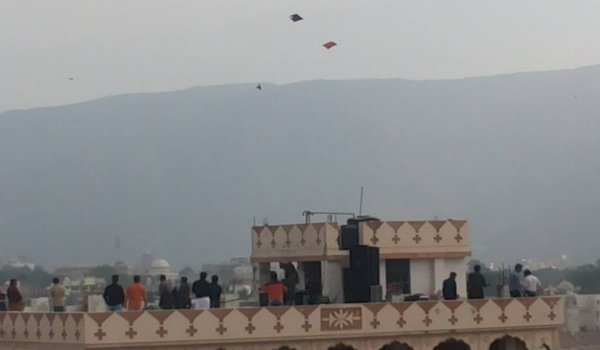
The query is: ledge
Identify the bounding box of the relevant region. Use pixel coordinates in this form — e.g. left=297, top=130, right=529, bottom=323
left=0, top=297, right=563, bottom=347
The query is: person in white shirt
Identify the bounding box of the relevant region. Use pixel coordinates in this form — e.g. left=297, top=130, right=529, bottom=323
left=523, top=269, right=542, bottom=297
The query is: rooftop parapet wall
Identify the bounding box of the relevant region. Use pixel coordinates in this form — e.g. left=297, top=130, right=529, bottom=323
left=0, top=297, right=563, bottom=349
left=0, top=312, right=84, bottom=346
left=250, top=223, right=340, bottom=263
left=359, top=220, right=471, bottom=259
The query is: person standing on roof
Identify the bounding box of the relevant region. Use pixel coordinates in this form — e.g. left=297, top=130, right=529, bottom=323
left=7, top=279, right=24, bottom=311
left=509, top=264, right=524, bottom=297
left=523, top=269, right=542, bottom=297
left=125, top=275, right=147, bottom=311
left=210, top=275, right=222, bottom=308
left=49, top=277, right=66, bottom=312
left=443, top=272, right=458, bottom=300
left=467, top=265, right=488, bottom=299
left=192, top=272, right=211, bottom=309
left=260, top=271, right=287, bottom=306
left=158, top=274, right=174, bottom=309
left=176, top=276, right=191, bottom=309
left=103, top=275, right=125, bottom=312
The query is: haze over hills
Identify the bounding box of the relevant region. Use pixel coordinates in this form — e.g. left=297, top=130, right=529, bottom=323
left=1, top=65, right=599, bottom=268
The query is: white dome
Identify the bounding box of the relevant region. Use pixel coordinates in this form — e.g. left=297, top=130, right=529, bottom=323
left=150, top=259, right=171, bottom=270
left=556, top=280, right=575, bottom=293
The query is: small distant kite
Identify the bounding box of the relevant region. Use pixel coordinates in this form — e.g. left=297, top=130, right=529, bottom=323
left=290, top=13, right=303, bottom=22
left=323, top=41, right=337, bottom=50
left=256, top=84, right=262, bottom=91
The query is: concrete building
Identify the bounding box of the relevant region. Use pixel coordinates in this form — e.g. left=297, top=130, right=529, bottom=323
left=251, top=219, right=470, bottom=303
left=0, top=218, right=564, bottom=350
left=147, top=259, right=178, bottom=281
left=564, top=293, right=600, bottom=333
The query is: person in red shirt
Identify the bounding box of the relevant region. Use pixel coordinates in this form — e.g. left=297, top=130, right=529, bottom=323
left=7, top=279, right=24, bottom=311
left=260, top=271, right=287, bottom=306
left=125, top=275, right=147, bottom=311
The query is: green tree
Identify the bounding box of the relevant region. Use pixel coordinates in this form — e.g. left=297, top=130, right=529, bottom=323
left=565, top=264, right=600, bottom=294
left=179, top=266, right=195, bottom=278
left=0, top=266, right=53, bottom=298
left=533, top=267, right=567, bottom=287
left=88, top=265, right=121, bottom=283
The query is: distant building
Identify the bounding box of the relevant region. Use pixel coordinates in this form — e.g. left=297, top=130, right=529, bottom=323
left=113, top=261, right=129, bottom=274
left=141, top=252, right=155, bottom=272
left=564, top=293, right=600, bottom=333
left=4, top=258, right=36, bottom=270
left=147, top=259, right=178, bottom=281
left=202, top=257, right=253, bottom=293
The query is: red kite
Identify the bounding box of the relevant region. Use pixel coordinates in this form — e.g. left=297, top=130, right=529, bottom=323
left=323, top=41, right=337, bottom=49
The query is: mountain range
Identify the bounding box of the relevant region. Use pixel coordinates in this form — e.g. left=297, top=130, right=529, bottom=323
left=1, top=65, right=599, bottom=268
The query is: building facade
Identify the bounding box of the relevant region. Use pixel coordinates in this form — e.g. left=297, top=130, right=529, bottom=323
left=0, top=218, right=564, bottom=349
left=251, top=220, right=470, bottom=303
left=0, top=296, right=562, bottom=349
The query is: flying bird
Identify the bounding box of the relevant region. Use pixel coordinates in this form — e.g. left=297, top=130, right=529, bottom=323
left=323, top=41, right=337, bottom=50
left=256, top=84, right=262, bottom=91
left=290, top=13, right=303, bottom=22
left=68, top=77, right=74, bottom=81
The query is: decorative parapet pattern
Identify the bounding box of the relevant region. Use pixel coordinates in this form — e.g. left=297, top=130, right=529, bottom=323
left=360, top=220, right=471, bottom=258
left=250, top=222, right=340, bottom=263
left=0, top=297, right=563, bottom=347
left=0, top=312, right=83, bottom=344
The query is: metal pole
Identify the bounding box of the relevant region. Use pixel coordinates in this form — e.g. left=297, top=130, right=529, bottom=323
left=359, top=186, right=364, bottom=216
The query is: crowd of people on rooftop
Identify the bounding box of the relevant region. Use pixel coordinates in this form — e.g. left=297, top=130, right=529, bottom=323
left=0, top=272, right=223, bottom=312
left=102, top=272, right=222, bottom=311
left=259, top=271, right=323, bottom=306
left=442, top=264, right=543, bottom=300
left=0, top=263, right=546, bottom=312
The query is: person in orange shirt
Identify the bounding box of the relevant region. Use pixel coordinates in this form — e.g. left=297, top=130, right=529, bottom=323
left=125, top=275, right=147, bottom=311
left=260, top=271, right=287, bottom=306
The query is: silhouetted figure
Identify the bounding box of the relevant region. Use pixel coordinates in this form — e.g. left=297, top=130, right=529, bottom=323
left=158, top=274, right=174, bottom=309
left=442, top=272, right=458, bottom=300
left=103, top=274, right=125, bottom=311
left=176, top=277, right=191, bottom=309
left=467, top=265, right=488, bottom=299
left=192, top=272, right=211, bottom=309
left=306, top=275, right=322, bottom=305
left=509, top=264, right=523, bottom=297
left=210, top=275, right=222, bottom=308
left=0, top=286, right=6, bottom=311
left=282, top=271, right=296, bottom=305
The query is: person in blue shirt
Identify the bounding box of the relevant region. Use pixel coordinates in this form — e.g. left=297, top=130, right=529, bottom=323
left=509, top=264, right=523, bottom=297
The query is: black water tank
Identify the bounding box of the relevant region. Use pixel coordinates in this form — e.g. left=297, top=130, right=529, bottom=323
left=340, top=224, right=359, bottom=250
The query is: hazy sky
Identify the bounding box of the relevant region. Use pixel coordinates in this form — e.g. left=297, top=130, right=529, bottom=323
left=2, top=0, right=600, bottom=112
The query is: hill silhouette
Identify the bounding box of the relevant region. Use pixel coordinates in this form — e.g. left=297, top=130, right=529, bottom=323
left=1, top=65, right=600, bottom=267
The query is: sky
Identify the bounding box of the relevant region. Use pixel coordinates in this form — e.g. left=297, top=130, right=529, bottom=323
left=2, top=0, right=600, bottom=113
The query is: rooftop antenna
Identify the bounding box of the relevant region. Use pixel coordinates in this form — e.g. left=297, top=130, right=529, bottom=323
left=359, top=186, right=364, bottom=216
